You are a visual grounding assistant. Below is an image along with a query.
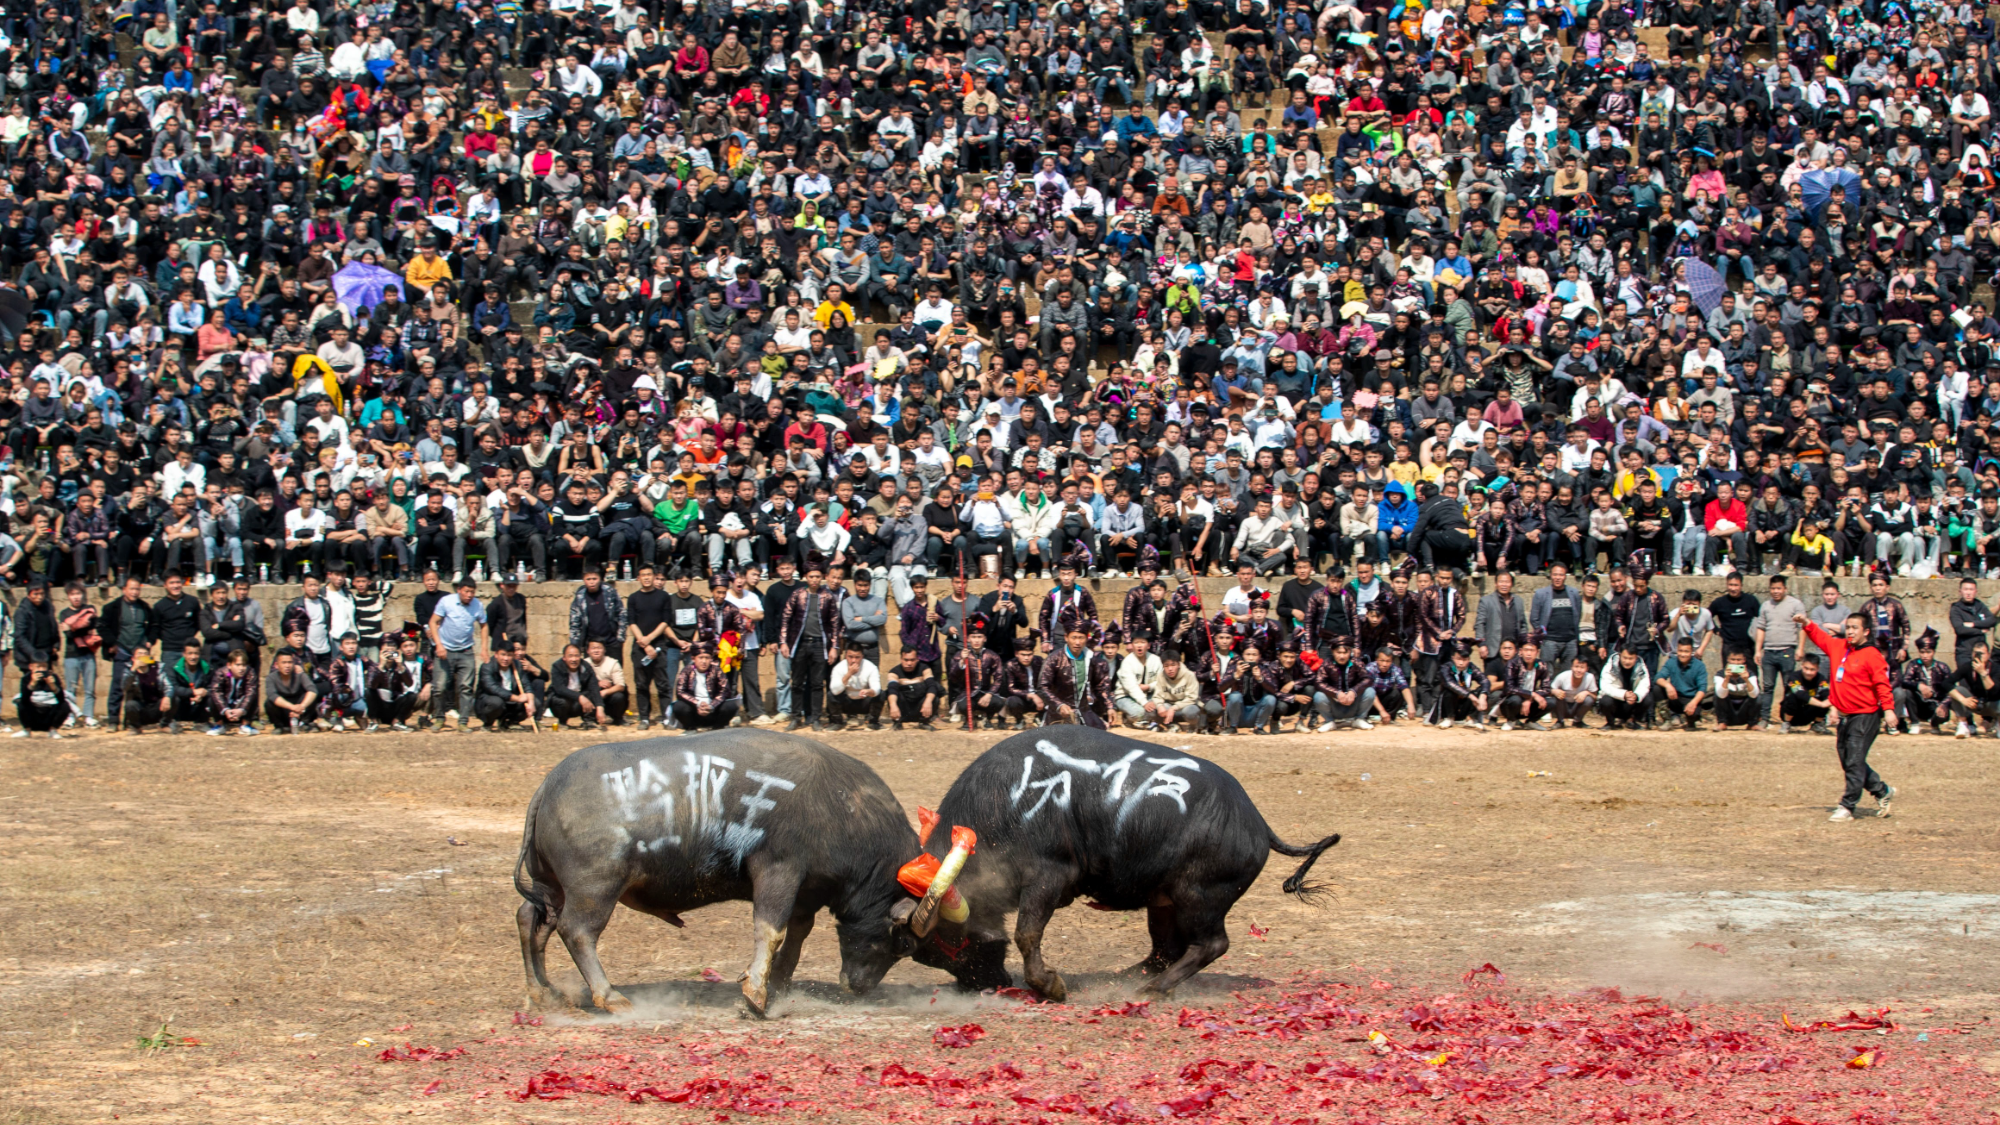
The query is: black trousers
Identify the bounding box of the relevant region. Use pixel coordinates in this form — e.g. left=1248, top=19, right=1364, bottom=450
left=1833, top=710, right=1889, bottom=811
left=829, top=692, right=881, bottom=722
left=19, top=697, right=69, bottom=731
left=1413, top=652, right=1441, bottom=715
left=630, top=645, right=672, bottom=720
left=475, top=696, right=531, bottom=727
left=368, top=695, right=419, bottom=723
left=413, top=528, right=456, bottom=572
left=887, top=680, right=940, bottom=719
left=1716, top=695, right=1761, bottom=726
left=548, top=689, right=599, bottom=722
left=1598, top=696, right=1646, bottom=725
left=791, top=637, right=830, bottom=722
left=1780, top=693, right=1830, bottom=726
left=671, top=698, right=739, bottom=729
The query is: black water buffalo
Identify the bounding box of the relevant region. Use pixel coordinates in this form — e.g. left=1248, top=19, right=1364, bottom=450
left=917, top=727, right=1338, bottom=1000
left=515, top=730, right=923, bottom=1016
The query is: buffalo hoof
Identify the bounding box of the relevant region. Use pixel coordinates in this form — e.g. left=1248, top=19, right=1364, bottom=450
left=1031, top=971, right=1068, bottom=1003
left=595, top=989, right=634, bottom=1014
left=526, top=984, right=567, bottom=1011
left=741, top=981, right=774, bottom=1019
left=1135, top=981, right=1174, bottom=1000
left=1120, top=954, right=1171, bottom=978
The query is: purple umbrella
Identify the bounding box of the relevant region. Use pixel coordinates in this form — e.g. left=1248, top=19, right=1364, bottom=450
left=332, top=261, right=406, bottom=314
left=1683, top=258, right=1727, bottom=317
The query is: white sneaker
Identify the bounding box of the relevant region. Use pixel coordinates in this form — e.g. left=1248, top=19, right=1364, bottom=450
left=61, top=716, right=74, bottom=729
left=1886, top=725, right=1901, bottom=736
left=1828, top=806, right=1854, bottom=821
left=47, top=731, right=61, bottom=739
left=1876, top=786, right=1895, bottom=817
left=1438, top=718, right=1453, bottom=730
left=8, top=730, right=25, bottom=738
left=1532, top=721, right=1552, bottom=731
left=1354, top=718, right=1374, bottom=730
left=1315, top=720, right=1336, bottom=733
left=1959, top=722, right=1974, bottom=739
left=1780, top=722, right=1792, bottom=734
left=1501, top=721, right=1515, bottom=731
left=83, top=716, right=98, bottom=728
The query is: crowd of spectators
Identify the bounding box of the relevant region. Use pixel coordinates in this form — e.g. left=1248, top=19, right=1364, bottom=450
left=5, top=0, right=2000, bottom=734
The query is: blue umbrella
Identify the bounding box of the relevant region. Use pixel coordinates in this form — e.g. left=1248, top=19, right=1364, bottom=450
left=1800, top=168, right=1862, bottom=218
left=332, top=261, right=406, bottom=314
left=1683, top=258, right=1727, bottom=317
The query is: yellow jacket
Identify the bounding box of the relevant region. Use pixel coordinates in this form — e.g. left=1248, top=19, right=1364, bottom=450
left=404, top=252, right=453, bottom=293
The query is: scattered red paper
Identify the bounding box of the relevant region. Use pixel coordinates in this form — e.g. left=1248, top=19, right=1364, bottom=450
left=390, top=1024, right=413, bottom=1032
left=933, top=1023, right=986, bottom=1048
left=510, top=1011, right=543, bottom=1027
left=702, top=968, right=728, bottom=983
left=1782, top=1009, right=1896, bottom=1032
left=1690, top=942, right=1728, bottom=954
left=1092, top=1002, right=1152, bottom=1018
left=1247, top=924, right=1269, bottom=940
left=419, top=1080, right=443, bottom=1096
left=377, top=1044, right=466, bottom=1062
left=397, top=968, right=1981, bottom=1125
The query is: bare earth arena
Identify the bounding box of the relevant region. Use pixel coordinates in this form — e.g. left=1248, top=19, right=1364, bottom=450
left=4, top=720, right=1998, bottom=1124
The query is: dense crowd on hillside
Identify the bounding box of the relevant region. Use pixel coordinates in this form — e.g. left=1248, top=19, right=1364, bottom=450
left=2, top=0, right=2000, bottom=760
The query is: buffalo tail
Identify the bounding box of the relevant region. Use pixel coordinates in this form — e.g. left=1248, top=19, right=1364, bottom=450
left=1269, top=832, right=1340, bottom=902
left=515, top=784, right=554, bottom=924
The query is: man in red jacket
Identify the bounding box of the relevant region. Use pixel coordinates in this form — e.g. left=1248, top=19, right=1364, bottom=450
left=1702, top=481, right=1751, bottom=577
left=1796, top=611, right=1897, bottom=821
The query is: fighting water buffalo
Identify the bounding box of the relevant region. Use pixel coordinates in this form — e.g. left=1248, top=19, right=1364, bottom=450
left=515, top=730, right=925, bottom=1017
left=913, top=727, right=1339, bottom=1000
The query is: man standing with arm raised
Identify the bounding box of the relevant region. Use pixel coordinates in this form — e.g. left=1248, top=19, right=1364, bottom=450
left=1795, top=609, right=1898, bottom=822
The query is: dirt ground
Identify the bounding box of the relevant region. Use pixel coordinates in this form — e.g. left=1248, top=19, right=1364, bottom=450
left=3, top=720, right=2000, bottom=1123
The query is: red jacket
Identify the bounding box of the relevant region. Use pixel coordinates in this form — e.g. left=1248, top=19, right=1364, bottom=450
left=1803, top=621, right=1895, bottom=715
left=1703, top=497, right=1749, bottom=534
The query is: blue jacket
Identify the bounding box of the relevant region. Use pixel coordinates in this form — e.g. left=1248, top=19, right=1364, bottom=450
left=1377, top=484, right=1419, bottom=535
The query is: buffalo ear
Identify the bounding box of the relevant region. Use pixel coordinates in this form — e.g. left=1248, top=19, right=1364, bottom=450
left=889, top=898, right=918, bottom=927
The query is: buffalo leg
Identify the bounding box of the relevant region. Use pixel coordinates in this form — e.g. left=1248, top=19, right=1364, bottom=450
left=554, top=895, right=630, bottom=1012
left=518, top=899, right=564, bottom=1009
left=766, top=909, right=817, bottom=1001
left=1138, top=901, right=1231, bottom=998
left=741, top=871, right=802, bottom=1017
left=1013, top=881, right=1069, bottom=1002
left=1124, top=899, right=1180, bottom=977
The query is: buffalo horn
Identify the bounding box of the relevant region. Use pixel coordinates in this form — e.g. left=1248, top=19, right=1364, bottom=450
left=909, top=828, right=976, bottom=937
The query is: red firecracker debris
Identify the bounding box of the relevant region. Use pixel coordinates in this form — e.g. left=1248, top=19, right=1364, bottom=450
left=447, top=969, right=1988, bottom=1124
left=377, top=1045, right=466, bottom=1062
left=933, top=1024, right=987, bottom=1048
left=1783, top=1009, right=1897, bottom=1033
left=702, top=968, right=728, bottom=982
